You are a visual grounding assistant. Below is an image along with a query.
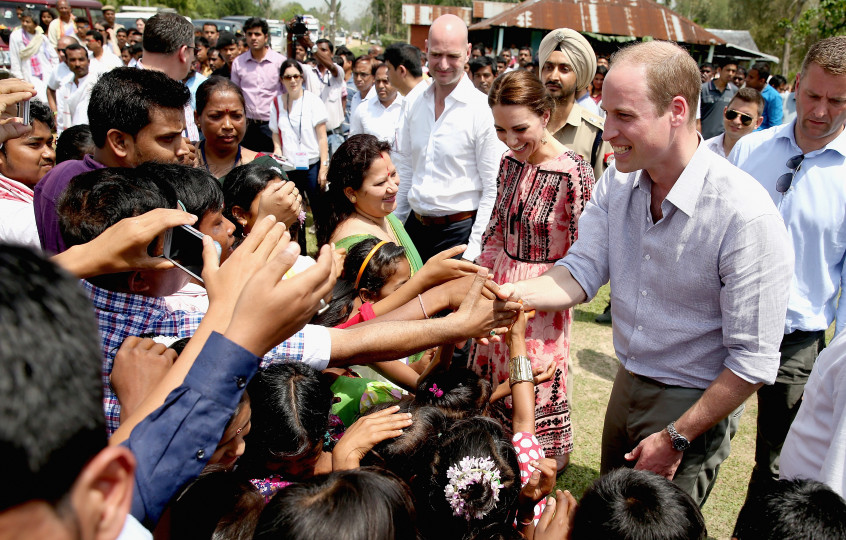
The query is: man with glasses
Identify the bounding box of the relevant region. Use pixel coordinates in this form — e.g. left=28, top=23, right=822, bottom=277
left=349, top=54, right=374, bottom=119
left=704, top=87, right=763, bottom=158
left=730, top=36, right=846, bottom=503
left=349, top=62, right=403, bottom=146
left=231, top=17, right=285, bottom=153
left=699, top=57, right=738, bottom=139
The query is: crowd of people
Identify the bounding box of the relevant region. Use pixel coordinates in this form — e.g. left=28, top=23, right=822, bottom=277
left=0, top=5, right=845, bottom=540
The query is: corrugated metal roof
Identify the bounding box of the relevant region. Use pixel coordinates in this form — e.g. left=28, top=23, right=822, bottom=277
left=402, top=4, right=472, bottom=26
left=706, top=28, right=760, bottom=52
left=468, top=0, right=725, bottom=46
left=473, top=0, right=516, bottom=19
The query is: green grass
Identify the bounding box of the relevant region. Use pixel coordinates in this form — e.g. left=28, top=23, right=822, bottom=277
left=553, top=284, right=831, bottom=540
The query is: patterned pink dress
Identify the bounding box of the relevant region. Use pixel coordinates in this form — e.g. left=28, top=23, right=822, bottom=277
left=470, top=150, right=594, bottom=456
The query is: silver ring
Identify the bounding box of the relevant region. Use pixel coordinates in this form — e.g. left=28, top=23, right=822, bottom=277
left=489, top=329, right=496, bottom=337
left=317, top=298, right=330, bottom=315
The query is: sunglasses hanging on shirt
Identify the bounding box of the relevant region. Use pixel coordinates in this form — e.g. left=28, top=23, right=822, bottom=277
left=776, top=154, right=805, bottom=194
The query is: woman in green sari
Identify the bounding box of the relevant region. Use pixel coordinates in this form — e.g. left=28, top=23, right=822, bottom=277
left=316, top=134, right=423, bottom=274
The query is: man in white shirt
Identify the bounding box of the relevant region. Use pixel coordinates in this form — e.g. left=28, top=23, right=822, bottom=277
left=9, top=10, right=56, bottom=103
left=308, top=39, right=346, bottom=155
left=348, top=54, right=375, bottom=119
left=47, top=0, right=76, bottom=48
left=56, top=44, right=96, bottom=135
left=349, top=62, right=403, bottom=147
left=394, top=15, right=504, bottom=263
left=85, top=30, right=123, bottom=74
left=46, top=36, right=76, bottom=113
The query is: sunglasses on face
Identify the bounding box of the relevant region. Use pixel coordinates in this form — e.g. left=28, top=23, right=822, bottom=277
left=724, top=109, right=754, bottom=126
left=282, top=74, right=301, bottom=80
left=776, top=154, right=805, bottom=194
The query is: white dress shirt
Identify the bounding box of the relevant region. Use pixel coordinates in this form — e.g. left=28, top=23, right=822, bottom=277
left=269, top=91, right=328, bottom=163
left=90, top=49, right=124, bottom=74
left=307, top=63, right=345, bottom=131
left=704, top=133, right=726, bottom=158
left=349, top=92, right=404, bottom=147
left=349, top=85, right=376, bottom=118
left=56, top=71, right=96, bottom=135
left=394, top=74, right=506, bottom=261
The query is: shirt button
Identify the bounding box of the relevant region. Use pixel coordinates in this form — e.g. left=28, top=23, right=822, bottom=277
left=196, top=449, right=205, bottom=459
left=630, top=356, right=636, bottom=361
left=644, top=254, right=650, bottom=260
left=637, top=325, right=643, bottom=331
left=641, top=290, right=647, bottom=296
left=236, top=376, right=247, bottom=389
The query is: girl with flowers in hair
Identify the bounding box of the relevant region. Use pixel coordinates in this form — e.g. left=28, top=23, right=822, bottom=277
left=413, top=310, right=559, bottom=539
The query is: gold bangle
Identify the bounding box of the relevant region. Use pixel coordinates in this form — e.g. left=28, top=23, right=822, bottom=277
left=509, top=355, right=533, bottom=385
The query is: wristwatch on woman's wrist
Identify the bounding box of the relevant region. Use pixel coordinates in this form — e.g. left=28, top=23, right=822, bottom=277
left=322, top=159, right=330, bottom=167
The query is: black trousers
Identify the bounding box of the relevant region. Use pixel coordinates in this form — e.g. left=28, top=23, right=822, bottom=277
left=403, top=213, right=474, bottom=264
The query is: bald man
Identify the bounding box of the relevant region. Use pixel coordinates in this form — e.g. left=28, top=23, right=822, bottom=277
left=47, top=0, right=77, bottom=48
left=497, top=40, right=792, bottom=505
left=540, top=29, right=612, bottom=179
left=394, top=14, right=505, bottom=264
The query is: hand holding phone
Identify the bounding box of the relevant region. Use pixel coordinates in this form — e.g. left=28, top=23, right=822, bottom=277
left=163, top=224, right=218, bottom=282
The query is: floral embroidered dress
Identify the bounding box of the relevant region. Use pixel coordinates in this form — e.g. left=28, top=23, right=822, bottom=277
left=470, top=150, right=594, bottom=456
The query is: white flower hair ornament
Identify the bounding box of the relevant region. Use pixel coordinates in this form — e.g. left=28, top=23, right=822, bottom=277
left=444, top=456, right=502, bottom=520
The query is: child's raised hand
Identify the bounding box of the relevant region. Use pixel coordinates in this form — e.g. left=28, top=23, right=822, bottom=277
left=506, top=308, right=534, bottom=348
left=256, top=180, right=302, bottom=228
left=518, top=457, right=558, bottom=508
left=534, top=362, right=556, bottom=385
left=533, top=489, right=578, bottom=540
left=331, top=405, right=413, bottom=470
left=110, top=337, right=177, bottom=422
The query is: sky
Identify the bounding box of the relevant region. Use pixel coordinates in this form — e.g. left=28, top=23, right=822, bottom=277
left=287, top=0, right=368, bottom=24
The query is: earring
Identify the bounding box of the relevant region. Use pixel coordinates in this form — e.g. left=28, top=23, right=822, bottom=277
left=541, top=136, right=548, bottom=144
left=350, top=196, right=357, bottom=203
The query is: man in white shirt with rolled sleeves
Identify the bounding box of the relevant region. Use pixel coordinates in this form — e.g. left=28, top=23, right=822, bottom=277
left=394, top=14, right=505, bottom=263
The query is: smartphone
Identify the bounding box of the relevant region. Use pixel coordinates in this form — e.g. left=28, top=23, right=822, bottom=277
left=16, top=100, right=30, bottom=124
left=163, top=224, right=205, bottom=282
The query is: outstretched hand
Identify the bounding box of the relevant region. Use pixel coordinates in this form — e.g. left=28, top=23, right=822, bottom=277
left=256, top=180, right=302, bottom=228
left=110, top=337, right=177, bottom=422
left=224, top=241, right=337, bottom=357
left=332, top=405, right=413, bottom=470
left=416, top=244, right=480, bottom=288
left=52, top=208, right=198, bottom=278
left=449, top=268, right=522, bottom=341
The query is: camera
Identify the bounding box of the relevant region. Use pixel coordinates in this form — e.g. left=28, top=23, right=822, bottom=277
left=289, top=15, right=307, bottom=37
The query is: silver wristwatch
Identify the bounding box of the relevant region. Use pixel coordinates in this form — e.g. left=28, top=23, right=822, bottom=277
left=666, top=421, right=690, bottom=452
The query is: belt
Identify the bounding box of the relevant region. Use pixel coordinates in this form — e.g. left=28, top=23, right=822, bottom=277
left=248, top=118, right=269, bottom=125
left=414, top=210, right=476, bottom=226
left=626, top=370, right=687, bottom=390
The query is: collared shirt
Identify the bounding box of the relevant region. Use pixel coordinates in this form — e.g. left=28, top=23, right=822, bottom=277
left=83, top=281, right=331, bottom=434
left=349, top=85, right=376, bottom=119
left=783, top=92, right=797, bottom=125
left=552, top=103, right=613, bottom=179
left=230, top=48, right=286, bottom=121
left=730, top=121, right=846, bottom=335
left=185, top=70, right=207, bottom=110
left=56, top=71, right=94, bottom=135
left=394, top=74, right=506, bottom=261
left=704, top=133, right=726, bottom=158
left=269, top=91, right=328, bottom=162
left=394, top=79, right=431, bottom=161
left=126, top=331, right=259, bottom=527
left=90, top=49, right=124, bottom=75
left=349, top=92, right=404, bottom=147
left=559, top=142, right=793, bottom=388
left=34, top=154, right=105, bottom=253
left=780, top=330, right=846, bottom=497
left=759, top=84, right=784, bottom=130
left=307, top=63, right=345, bottom=131
left=700, top=80, right=737, bottom=139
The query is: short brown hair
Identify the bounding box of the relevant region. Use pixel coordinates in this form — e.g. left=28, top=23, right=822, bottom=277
left=487, top=70, right=555, bottom=117
left=728, top=87, right=765, bottom=117
left=801, top=36, right=846, bottom=77
left=610, top=41, right=699, bottom=125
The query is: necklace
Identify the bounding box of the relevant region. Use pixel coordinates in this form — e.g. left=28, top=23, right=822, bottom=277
left=354, top=210, right=397, bottom=243
left=200, top=140, right=242, bottom=177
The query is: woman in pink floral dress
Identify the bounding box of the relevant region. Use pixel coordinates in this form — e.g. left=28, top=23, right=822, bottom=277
left=470, top=70, right=594, bottom=471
